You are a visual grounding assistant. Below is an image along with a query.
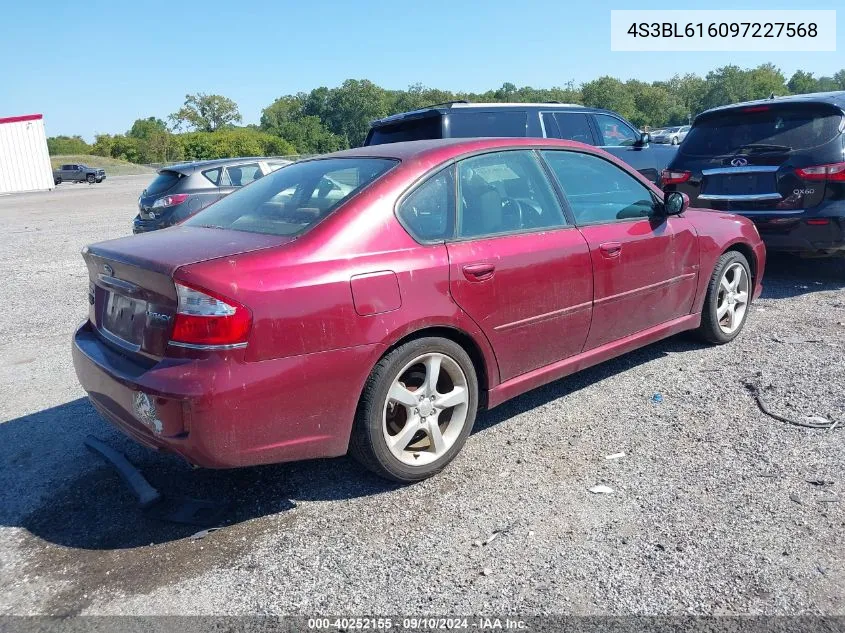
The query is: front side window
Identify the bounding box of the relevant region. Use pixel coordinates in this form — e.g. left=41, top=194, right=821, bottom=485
left=594, top=114, right=639, bottom=147
left=541, top=150, right=657, bottom=224
left=456, top=150, right=566, bottom=239
left=184, top=158, right=398, bottom=237
left=397, top=167, right=454, bottom=242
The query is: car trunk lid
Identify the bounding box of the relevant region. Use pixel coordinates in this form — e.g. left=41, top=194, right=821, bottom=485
left=84, top=227, right=293, bottom=360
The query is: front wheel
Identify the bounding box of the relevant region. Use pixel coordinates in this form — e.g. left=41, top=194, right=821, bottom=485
left=671, top=137, right=679, bottom=145
left=697, top=251, right=752, bottom=344
left=349, top=337, right=479, bottom=482
left=54, top=177, right=62, bottom=185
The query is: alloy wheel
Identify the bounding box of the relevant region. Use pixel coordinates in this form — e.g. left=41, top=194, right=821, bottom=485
left=382, top=353, right=469, bottom=466
left=716, top=262, right=749, bottom=334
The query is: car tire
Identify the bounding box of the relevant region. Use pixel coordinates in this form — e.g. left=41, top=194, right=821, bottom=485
left=671, top=137, right=679, bottom=145
left=96, top=178, right=103, bottom=183
left=54, top=177, right=61, bottom=185
left=697, top=251, right=752, bottom=345
left=87, top=174, right=95, bottom=184
left=349, top=337, right=479, bottom=483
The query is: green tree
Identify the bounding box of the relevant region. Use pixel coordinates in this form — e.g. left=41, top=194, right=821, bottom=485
left=322, top=79, right=390, bottom=146
left=581, top=76, right=636, bottom=120
left=834, top=70, right=845, bottom=90
left=170, top=93, right=242, bottom=132
left=128, top=117, right=168, bottom=139
left=47, top=135, right=90, bottom=155
left=787, top=70, right=818, bottom=94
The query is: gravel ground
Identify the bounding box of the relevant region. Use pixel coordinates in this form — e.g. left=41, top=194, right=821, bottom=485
left=0, top=176, right=843, bottom=616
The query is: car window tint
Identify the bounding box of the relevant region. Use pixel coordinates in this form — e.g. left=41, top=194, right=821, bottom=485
left=397, top=167, right=454, bottom=242
left=144, top=170, right=182, bottom=196
left=367, top=116, right=442, bottom=145
left=545, top=113, right=594, bottom=144
left=448, top=111, right=528, bottom=138
left=457, top=150, right=566, bottom=239
left=225, top=163, right=262, bottom=187
left=541, top=150, right=657, bottom=224
left=594, top=114, right=638, bottom=146
left=185, top=158, right=397, bottom=237
left=202, top=168, right=221, bottom=185
left=681, top=107, right=842, bottom=156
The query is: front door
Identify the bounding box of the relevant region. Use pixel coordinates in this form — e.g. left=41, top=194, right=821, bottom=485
left=445, top=150, right=594, bottom=380
left=540, top=149, right=698, bottom=350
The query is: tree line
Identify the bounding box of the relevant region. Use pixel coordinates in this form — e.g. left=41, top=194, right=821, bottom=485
left=47, top=64, right=845, bottom=164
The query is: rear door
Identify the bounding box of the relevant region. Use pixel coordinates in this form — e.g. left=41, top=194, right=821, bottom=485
left=443, top=150, right=593, bottom=380
left=591, top=113, right=660, bottom=183
left=541, top=111, right=596, bottom=145
left=541, top=149, right=698, bottom=350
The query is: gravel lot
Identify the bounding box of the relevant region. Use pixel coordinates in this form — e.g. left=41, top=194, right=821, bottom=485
left=0, top=175, right=843, bottom=617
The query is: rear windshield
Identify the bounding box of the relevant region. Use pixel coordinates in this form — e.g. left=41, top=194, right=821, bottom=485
left=447, top=111, right=528, bottom=138
left=183, top=158, right=398, bottom=237
left=145, top=170, right=182, bottom=196
left=682, top=106, right=843, bottom=156
left=366, top=116, right=442, bottom=145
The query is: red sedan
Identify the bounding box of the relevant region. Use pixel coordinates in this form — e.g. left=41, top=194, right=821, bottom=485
left=73, top=138, right=765, bottom=482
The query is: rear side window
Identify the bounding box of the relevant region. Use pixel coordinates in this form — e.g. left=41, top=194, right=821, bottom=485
left=447, top=111, right=528, bottom=138
left=542, top=150, right=657, bottom=224
left=222, top=163, right=262, bottom=187
left=542, top=112, right=595, bottom=144
left=457, top=150, right=566, bottom=238
left=202, top=168, right=221, bottom=185
left=144, top=170, right=182, bottom=196
left=184, top=158, right=398, bottom=236
left=397, top=167, right=454, bottom=242
left=682, top=106, right=843, bottom=156
left=366, top=116, right=442, bottom=145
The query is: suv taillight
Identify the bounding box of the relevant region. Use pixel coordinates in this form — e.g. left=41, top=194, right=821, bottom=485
left=661, top=170, right=692, bottom=185
left=152, top=193, right=189, bottom=209
left=171, top=282, right=251, bottom=347
left=795, top=162, right=845, bottom=182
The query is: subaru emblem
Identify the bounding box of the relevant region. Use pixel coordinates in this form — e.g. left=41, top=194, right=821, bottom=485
left=731, top=157, right=749, bottom=167
left=103, top=264, right=114, bottom=277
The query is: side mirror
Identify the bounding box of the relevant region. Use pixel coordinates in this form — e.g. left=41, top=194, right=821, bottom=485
left=637, top=132, right=650, bottom=146
left=664, top=191, right=689, bottom=216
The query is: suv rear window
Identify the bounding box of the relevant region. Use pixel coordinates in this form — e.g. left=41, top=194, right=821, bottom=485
left=184, top=158, right=398, bottom=237
left=682, top=106, right=843, bottom=156
left=447, top=111, right=528, bottom=138
left=145, top=170, right=182, bottom=196
left=367, top=116, right=442, bottom=145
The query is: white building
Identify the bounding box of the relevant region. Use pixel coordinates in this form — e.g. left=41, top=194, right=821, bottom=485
left=0, top=114, right=54, bottom=194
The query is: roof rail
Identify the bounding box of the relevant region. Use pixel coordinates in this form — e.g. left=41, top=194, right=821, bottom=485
left=421, top=100, right=470, bottom=109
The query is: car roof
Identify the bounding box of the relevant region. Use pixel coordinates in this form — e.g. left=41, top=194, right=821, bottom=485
left=699, top=91, right=845, bottom=118
left=161, top=157, right=289, bottom=175
left=322, top=137, right=599, bottom=163
left=370, top=101, right=619, bottom=127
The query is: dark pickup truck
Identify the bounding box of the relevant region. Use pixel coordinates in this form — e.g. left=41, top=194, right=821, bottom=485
left=53, top=163, right=106, bottom=185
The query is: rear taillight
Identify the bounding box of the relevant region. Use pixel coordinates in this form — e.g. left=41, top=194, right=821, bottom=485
left=795, top=162, right=845, bottom=182
left=806, top=218, right=831, bottom=225
left=152, top=193, right=189, bottom=209
left=170, top=282, right=251, bottom=347
left=661, top=170, right=692, bottom=185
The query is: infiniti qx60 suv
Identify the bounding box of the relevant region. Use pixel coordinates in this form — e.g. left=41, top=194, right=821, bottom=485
left=662, top=92, right=845, bottom=257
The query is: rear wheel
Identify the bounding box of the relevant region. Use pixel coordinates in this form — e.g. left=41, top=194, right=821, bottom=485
left=54, top=176, right=61, bottom=185
left=697, top=251, right=752, bottom=344
left=349, top=337, right=478, bottom=482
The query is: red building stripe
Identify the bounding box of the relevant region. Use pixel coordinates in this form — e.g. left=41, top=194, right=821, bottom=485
left=0, top=114, right=44, bottom=125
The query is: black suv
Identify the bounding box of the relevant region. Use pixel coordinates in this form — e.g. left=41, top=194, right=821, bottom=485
left=364, top=102, right=678, bottom=183
left=133, top=157, right=291, bottom=233
left=663, top=92, right=845, bottom=257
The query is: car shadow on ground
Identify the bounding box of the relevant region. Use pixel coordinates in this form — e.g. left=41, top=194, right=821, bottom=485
left=761, top=253, right=845, bottom=299
left=1, top=335, right=705, bottom=552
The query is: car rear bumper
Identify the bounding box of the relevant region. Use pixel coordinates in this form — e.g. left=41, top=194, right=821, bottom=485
left=749, top=212, right=845, bottom=255
left=72, top=320, right=382, bottom=468
left=132, top=215, right=166, bottom=234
